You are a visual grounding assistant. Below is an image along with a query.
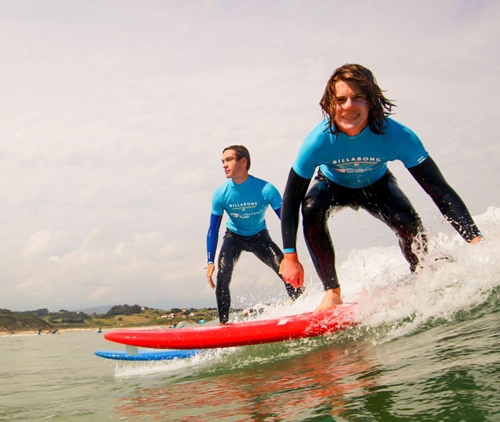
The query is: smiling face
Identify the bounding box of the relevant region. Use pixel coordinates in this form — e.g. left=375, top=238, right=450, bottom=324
left=221, top=148, right=248, bottom=184
left=333, top=79, right=369, bottom=136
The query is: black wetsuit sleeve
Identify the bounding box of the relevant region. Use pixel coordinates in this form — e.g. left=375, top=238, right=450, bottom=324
left=281, top=168, right=311, bottom=251
left=408, top=156, right=482, bottom=242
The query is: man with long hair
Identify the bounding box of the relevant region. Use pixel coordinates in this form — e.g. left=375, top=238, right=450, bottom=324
left=279, top=64, right=483, bottom=311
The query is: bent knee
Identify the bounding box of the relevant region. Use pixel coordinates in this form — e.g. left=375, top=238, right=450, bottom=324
left=302, top=196, right=328, bottom=223
left=390, top=210, right=423, bottom=234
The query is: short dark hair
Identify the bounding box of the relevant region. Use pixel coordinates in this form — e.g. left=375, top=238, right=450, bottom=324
left=223, top=145, right=251, bottom=170
left=319, top=63, right=396, bottom=135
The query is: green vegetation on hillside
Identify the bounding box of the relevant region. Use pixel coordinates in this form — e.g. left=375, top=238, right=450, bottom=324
left=0, top=305, right=220, bottom=334
left=0, top=309, right=53, bottom=333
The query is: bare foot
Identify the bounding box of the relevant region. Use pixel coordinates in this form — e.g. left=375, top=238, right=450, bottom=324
left=314, top=288, right=342, bottom=312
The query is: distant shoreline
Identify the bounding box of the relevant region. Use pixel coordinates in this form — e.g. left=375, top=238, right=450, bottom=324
left=0, top=325, right=168, bottom=337
left=1, top=306, right=218, bottom=336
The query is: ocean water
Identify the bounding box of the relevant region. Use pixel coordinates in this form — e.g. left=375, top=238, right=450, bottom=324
left=1, top=207, right=499, bottom=421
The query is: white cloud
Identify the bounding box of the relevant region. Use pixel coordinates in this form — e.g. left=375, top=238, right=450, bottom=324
left=0, top=0, right=498, bottom=311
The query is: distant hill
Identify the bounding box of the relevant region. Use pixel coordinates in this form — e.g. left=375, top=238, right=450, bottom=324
left=77, top=305, right=113, bottom=314
left=0, top=309, right=53, bottom=333
left=0, top=305, right=220, bottom=334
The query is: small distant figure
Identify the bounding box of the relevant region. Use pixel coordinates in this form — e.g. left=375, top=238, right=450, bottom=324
left=96, top=327, right=102, bottom=333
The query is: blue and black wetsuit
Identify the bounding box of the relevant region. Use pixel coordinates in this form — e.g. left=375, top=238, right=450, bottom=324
left=208, top=175, right=303, bottom=323
left=282, top=118, right=482, bottom=290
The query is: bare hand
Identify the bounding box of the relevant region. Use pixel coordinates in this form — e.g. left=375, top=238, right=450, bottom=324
left=206, top=263, right=216, bottom=289
left=470, top=235, right=484, bottom=244
left=279, top=253, right=304, bottom=289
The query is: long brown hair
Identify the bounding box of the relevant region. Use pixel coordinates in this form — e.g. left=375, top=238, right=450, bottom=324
left=320, top=64, right=396, bottom=135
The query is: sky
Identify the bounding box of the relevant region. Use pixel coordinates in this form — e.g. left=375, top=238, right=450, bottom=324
left=1, top=0, right=499, bottom=312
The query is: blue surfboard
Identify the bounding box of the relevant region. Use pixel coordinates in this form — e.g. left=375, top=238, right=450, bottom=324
left=94, top=348, right=200, bottom=361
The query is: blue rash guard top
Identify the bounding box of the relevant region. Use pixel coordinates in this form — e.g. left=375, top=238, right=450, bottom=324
left=211, top=175, right=282, bottom=236
left=293, top=117, right=429, bottom=188
left=206, top=175, right=282, bottom=263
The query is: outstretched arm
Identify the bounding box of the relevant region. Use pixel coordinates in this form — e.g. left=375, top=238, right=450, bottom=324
left=279, top=168, right=311, bottom=288
left=409, top=156, right=483, bottom=243
left=206, top=214, right=223, bottom=288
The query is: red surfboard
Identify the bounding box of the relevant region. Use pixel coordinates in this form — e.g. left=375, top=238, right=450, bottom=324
left=104, top=304, right=357, bottom=349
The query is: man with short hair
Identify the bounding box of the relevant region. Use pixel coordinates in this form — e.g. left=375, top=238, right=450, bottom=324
left=206, top=145, right=302, bottom=323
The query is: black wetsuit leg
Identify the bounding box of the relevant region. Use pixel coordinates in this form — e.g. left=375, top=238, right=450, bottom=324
left=302, top=173, right=349, bottom=290
left=358, top=171, right=426, bottom=272
left=243, top=230, right=303, bottom=300
left=216, top=230, right=243, bottom=323
left=302, top=171, right=426, bottom=289
left=216, top=230, right=303, bottom=323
